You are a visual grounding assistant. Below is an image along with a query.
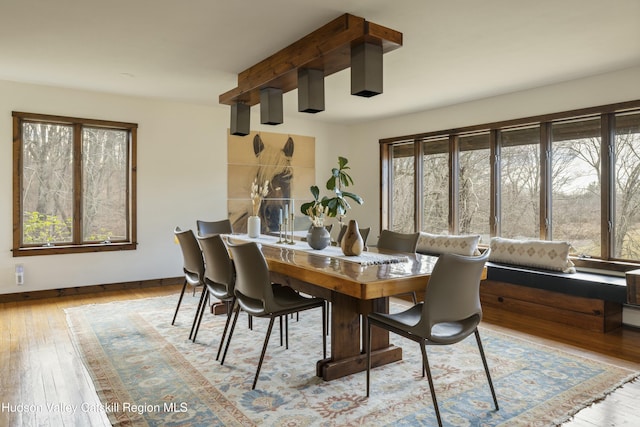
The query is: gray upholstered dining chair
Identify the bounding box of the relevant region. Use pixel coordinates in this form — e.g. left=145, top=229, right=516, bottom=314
left=365, top=249, right=497, bottom=427
left=196, top=219, right=233, bottom=236
left=376, top=230, right=420, bottom=303
left=220, top=241, right=327, bottom=390
left=376, top=229, right=419, bottom=252
left=192, top=234, right=236, bottom=360
left=172, top=227, right=206, bottom=327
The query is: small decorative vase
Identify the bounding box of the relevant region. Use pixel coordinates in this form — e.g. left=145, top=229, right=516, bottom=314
left=307, top=226, right=331, bottom=250
left=341, top=219, right=364, bottom=256
left=247, top=215, right=261, bottom=238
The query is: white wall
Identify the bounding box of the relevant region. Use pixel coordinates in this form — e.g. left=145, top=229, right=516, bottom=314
left=0, top=80, right=347, bottom=294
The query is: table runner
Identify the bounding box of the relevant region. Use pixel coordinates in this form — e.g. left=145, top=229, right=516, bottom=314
left=227, top=234, right=409, bottom=265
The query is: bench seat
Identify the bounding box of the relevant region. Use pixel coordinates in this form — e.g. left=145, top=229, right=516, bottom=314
left=486, top=262, right=627, bottom=303
left=481, top=262, right=625, bottom=333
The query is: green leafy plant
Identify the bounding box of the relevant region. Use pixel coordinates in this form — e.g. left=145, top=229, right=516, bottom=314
left=301, top=156, right=364, bottom=220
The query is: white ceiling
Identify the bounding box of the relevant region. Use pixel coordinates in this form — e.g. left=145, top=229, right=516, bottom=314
left=1, top=0, right=639, bottom=124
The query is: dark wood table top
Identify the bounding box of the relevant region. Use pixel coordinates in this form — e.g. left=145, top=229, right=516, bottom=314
left=227, top=234, right=440, bottom=300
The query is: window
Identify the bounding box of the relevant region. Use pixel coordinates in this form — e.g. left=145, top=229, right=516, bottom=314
left=614, top=111, right=640, bottom=260
left=12, top=112, right=137, bottom=256
left=422, top=137, right=449, bottom=233
left=380, top=100, right=640, bottom=267
left=390, top=143, right=415, bottom=233
left=500, top=126, right=541, bottom=239
left=551, top=118, right=601, bottom=257
left=458, top=133, right=490, bottom=239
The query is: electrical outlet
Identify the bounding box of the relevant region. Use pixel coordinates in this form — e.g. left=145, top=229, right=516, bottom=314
left=15, top=264, right=24, bottom=286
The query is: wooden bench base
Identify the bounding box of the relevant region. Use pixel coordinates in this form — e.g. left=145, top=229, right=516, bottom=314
left=481, top=280, right=622, bottom=333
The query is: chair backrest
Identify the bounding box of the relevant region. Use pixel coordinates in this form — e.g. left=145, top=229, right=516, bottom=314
left=227, top=241, right=273, bottom=314
left=174, top=227, right=205, bottom=278
left=336, top=225, right=371, bottom=247
left=376, top=230, right=420, bottom=253
left=196, top=219, right=233, bottom=236
left=420, top=249, right=491, bottom=336
left=197, top=234, right=235, bottom=290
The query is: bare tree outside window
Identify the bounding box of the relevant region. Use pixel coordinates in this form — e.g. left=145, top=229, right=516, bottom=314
left=422, top=138, right=449, bottom=233
left=82, top=127, right=128, bottom=242
left=614, top=112, right=640, bottom=259
left=459, top=133, right=490, bottom=240
left=391, top=143, right=415, bottom=233
left=551, top=118, right=601, bottom=257
left=500, top=127, right=540, bottom=239
left=21, top=122, right=74, bottom=244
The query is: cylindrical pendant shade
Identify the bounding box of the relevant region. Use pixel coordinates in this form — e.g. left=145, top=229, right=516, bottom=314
left=351, top=42, right=383, bottom=97
left=230, top=103, right=250, bottom=136
left=298, top=68, right=325, bottom=113
left=260, top=87, right=283, bottom=125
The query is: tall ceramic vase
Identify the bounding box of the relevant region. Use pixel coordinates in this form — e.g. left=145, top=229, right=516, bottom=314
left=247, top=215, right=261, bottom=238
left=341, top=219, right=364, bottom=256
left=307, top=226, right=331, bottom=250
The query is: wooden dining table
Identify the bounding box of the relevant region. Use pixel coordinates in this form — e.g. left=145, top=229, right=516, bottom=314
left=228, top=234, right=445, bottom=381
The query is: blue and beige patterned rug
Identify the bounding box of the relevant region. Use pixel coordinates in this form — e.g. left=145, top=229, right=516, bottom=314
left=66, top=294, right=638, bottom=426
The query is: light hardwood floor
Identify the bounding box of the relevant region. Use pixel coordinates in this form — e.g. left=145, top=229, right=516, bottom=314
left=1, top=285, right=639, bottom=426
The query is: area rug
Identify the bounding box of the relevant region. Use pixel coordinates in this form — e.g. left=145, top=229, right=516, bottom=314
left=66, top=294, right=638, bottom=426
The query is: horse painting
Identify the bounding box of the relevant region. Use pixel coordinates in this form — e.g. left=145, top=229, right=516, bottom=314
left=231, top=134, right=294, bottom=233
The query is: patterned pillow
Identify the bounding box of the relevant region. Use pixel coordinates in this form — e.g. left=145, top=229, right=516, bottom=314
left=489, top=237, right=576, bottom=273
left=417, top=232, right=481, bottom=256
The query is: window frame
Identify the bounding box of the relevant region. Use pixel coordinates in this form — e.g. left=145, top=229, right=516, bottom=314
left=12, top=111, right=138, bottom=257
left=380, top=100, right=640, bottom=272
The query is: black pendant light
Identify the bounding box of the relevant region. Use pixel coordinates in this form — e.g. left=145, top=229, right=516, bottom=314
left=298, top=68, right=325, bottom=113
left=351, top=42, right=383, bottom=97
left=230, top=103, right=250, bottom=136
left=260, top=87, right=283, bottom=125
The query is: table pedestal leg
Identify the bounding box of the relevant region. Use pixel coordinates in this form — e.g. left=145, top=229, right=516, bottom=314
left=316, top=292, right=402, bottom=381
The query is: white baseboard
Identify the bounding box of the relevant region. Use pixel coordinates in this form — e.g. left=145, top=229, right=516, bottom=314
left=623, top=305, right=640, bottom=328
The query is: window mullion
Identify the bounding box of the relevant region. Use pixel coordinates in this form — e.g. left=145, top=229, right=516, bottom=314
left=128, top=128, right=136, bottom=245
left=414, top=140, right=423, bottom=232
left=73, top=123, right=83, bottom=244
left=601, top=113, right=615, bottom=259
left=449, top=135, right=459, bottom=234
left=540, top=123, right=552, bottom=240
left=490, top=130, right=500, bottom=237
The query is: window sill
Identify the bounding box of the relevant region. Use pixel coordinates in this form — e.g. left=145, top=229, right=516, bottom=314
left=12, top=242, right=137, bottom=257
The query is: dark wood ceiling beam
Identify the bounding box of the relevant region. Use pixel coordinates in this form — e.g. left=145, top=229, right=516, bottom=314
left=219, top=13, right=402, bottom=106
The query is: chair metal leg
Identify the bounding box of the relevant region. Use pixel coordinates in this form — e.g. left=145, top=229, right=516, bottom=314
left=252, top=317, right=275, bottom=390
left=285, top=315, right=289, bottom=349
left=171, top=280, right=188, bottom=325
left=220, top=304, right=241, bottom=365
left=216, top=298, right=235, bottom=361
left=420, top=343, right=442, bottom=427
left=190, top=289, right=208, bottom=341
left=475, top=329, right=499, bottom=410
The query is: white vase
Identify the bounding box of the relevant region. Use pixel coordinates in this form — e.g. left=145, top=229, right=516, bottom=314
left=247, top=215, right=261, bottom=238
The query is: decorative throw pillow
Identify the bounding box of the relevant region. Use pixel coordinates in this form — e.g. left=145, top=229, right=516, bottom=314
left=489, top=237, right=576, bottom=273
left=417, top=232, right=481, bottom=256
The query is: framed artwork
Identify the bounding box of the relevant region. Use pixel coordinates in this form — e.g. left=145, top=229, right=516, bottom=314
left=228, top=130, right=315, bottom=234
